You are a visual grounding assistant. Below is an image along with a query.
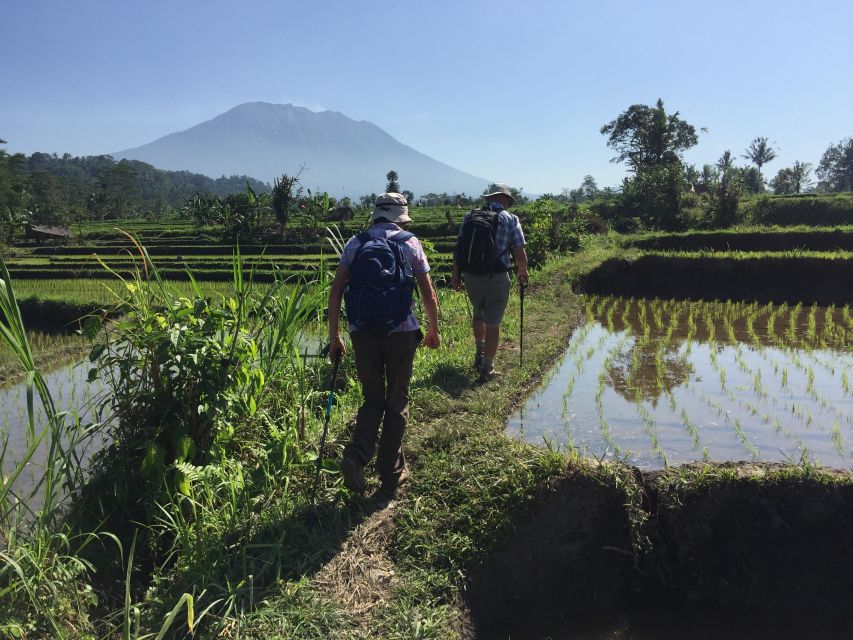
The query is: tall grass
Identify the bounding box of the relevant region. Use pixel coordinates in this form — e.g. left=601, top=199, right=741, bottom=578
left=0, top=258, right=116, bottom=636
left=1, top=236, right=333, bottom=636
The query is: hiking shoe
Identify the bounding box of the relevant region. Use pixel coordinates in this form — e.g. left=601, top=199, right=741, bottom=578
left=341, top=457, right=366, bottom=494
left=478, top=367, right=501, bottom=383
left=376, top=466, right=410, bottom=502
left=473, top=352, right=484, bottom=371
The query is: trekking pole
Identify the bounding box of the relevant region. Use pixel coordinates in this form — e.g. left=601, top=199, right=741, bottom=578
left=519, top=282, right=527, bottom=367
left=312, top=348, right=342, bottom=507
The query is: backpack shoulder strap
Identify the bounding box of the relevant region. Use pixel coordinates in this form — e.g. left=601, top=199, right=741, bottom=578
left=389, top=230, right=414, bottom=244
left=355, top=230, right=373, bottom=245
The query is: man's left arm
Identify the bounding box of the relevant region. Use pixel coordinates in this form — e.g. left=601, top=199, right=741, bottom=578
left=510, top=215, right=529, bottom=285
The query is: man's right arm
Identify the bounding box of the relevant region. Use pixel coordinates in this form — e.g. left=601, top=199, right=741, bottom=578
left=328, top=264, right=349, bottom=358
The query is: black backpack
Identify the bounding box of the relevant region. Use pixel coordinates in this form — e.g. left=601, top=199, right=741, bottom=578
left=345, top=230, right=415, bottom=332
left=455, top=208, right=506, bottom=275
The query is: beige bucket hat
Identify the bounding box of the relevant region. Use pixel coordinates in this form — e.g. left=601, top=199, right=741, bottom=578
left=483, top=183, right=516, bottom=205
left=372, top=192, right=411, bottom=223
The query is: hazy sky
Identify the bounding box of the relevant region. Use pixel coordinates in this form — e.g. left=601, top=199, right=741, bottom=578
left=2, top=0, right=851, bottom=193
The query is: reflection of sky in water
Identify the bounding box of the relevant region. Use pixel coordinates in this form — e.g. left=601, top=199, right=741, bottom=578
left=508, top=302, right=853, bottom=470
left=1, top=361, right=107, bottom=508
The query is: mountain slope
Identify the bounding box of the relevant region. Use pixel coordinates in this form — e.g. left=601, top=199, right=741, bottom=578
left=113, top=102, right=489, bottom=197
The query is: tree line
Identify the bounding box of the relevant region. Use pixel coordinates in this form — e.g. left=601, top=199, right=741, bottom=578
left=0, top=145, right=270, bottom=230
left=595, top=99, right=852, bottom=230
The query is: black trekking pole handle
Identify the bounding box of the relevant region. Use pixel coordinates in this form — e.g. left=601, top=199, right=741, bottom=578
left=312, top=349, right=343, bottom=507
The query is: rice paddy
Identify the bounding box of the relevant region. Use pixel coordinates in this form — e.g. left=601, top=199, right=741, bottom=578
left=508, top=296, right=853, bottom=469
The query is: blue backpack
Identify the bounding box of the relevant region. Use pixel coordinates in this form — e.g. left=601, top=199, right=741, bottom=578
left=345, top=230, right=415, bottom=332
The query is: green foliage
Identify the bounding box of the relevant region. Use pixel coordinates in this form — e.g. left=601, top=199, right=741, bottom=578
left=301, top=189, right=332, bottom=227
left=621, top=162, right=686, bottom=230
left=0, top=258, right=116, bottom=637
left=742, top=193, right=853, bottom=226
left=272, top=173, right=301, bottom=234
left=87, top=244, right=326, bottom=512
left=736, top=166, right=764, bottom=195
left=742, top=136, right=778, bottom=184
left=0, top=143, right=31, bottom=247
left=19, top=151, right=271, bottom=222
left=709, top=151, right=743, bottom=227
left=385, top=169, right=400, bottom=193
left=524, top=196, right=555, bottom=264
left=816, top=137, right=853, bottom=192
left=601, top=98, right=699, bottom=171
left=770, top=161, right=813, bottom=195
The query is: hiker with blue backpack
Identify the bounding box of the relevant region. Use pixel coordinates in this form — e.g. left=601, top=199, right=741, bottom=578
left=451, top=183, right=528, bottom=381
left=328, top=192, right=440, bottom=500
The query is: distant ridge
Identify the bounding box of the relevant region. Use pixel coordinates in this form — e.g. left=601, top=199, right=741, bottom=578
left=113, top=102, right=490, bottom=197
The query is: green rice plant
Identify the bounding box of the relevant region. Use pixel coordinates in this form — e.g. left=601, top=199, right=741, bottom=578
left=679, top=408, right=701, bottom=450
left=704, top=312, right=716, bottom=343
left=807, top=304, right=818, bottom=345
left=732, top=417, right=759, bottom=459
left=753, top=370, right=765, bottom=398
left=634, top=394, right=666, bottom=465
left=0, top=258, right=119, bottom=636
left=652, top=301, right=663, bottom=331
left=830, top=420, right=844, bottom=455
left=595, top=372, right=615, bottom=452
left=843, top=370, right=850, bottom=396
left=605, top=299, right=616, bottom=333
left=786, top=303, right=801, bottom=345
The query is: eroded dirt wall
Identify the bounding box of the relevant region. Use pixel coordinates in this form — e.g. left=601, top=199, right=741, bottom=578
left=466, top=462, right=853, bottom=636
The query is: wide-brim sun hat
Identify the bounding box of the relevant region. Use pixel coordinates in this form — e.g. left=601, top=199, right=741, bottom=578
left=372, top=192, right=411, bottom=223
left=483, top=183, right=515, bottom=205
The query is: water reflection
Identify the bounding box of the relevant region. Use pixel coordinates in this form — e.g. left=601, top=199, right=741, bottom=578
left=508, top=297, right=853, bottom=470
left=0, top=361, right=107, bottom=509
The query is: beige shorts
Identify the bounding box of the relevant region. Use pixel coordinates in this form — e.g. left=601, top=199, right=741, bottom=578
left=463, top=271, right=511, bottom=325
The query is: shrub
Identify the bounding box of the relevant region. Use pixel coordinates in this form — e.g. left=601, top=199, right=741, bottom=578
left=741, top=194, right=853, bottom=226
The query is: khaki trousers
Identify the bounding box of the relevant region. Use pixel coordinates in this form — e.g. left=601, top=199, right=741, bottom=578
left=344, top=329, right=420, bottom=483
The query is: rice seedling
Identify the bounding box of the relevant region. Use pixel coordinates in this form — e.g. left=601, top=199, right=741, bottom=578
left=679, top=408, right=701, bottom=450
left=830, top=420, right=844, bottom=455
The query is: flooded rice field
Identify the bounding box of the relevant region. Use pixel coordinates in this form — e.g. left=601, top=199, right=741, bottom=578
left=0, top=361, right=106, bottom=505
left=508, top=296, right=853, bottom=469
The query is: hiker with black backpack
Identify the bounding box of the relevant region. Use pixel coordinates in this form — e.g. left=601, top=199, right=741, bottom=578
left=328, top=192, right=440, bottom=501
left=451, top=183, right=528, bottom=382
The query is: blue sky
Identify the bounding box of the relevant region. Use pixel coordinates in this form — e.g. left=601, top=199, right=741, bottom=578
left=2, top=0, right=851, bottom=193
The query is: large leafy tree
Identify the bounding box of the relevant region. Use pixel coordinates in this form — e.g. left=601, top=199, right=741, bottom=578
left=771, top=161, right=813, bottom=194
left=385, top=170, right=400, bottom=193
left=816, top=138, right=853, bottom=192
left=600, top=99, right=700, bottom=171
left=742, top=137, right=777, bottom=188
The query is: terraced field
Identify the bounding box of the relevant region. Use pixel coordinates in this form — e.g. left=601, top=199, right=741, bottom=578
left=2, top=209, right=463, bottom=319
left=514, top=226, right=853, bottom=470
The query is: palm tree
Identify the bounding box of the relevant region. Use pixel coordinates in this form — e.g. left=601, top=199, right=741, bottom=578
left=742, top=137, right=777, bottom=188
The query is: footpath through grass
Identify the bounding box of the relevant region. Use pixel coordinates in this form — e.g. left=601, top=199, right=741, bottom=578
left=228, top=244, right=612, bottom=638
